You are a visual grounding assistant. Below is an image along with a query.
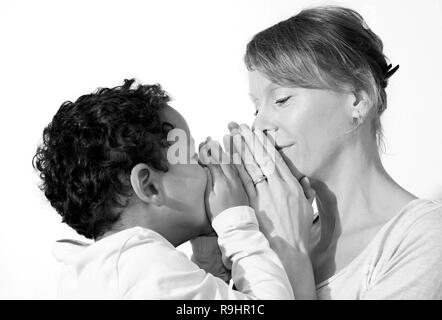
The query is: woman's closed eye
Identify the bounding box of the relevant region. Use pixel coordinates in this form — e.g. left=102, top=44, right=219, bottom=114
left=275, top=96, right=292, bottom=105
left=253, top=96, right=292, bottom=116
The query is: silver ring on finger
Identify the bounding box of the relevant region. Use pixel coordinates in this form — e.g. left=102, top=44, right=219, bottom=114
left=252, top=175, right=267, bottom=186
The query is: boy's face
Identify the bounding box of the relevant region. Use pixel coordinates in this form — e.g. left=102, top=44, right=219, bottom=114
left=159, top=106, right=211, bottom=236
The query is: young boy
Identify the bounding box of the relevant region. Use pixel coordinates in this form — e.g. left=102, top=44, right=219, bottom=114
left=33, top=79, right=293, bottom=299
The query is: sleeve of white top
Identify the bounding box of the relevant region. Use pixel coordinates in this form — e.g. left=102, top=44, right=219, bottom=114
left=211, top=206, right=294, bottom=299
left=118, top=206, right=294, bottom=300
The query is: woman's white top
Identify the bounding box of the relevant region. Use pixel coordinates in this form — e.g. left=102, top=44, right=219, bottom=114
left=52, top=206, right=294, bottom=300
left=317, top=199, right=442, bottom=299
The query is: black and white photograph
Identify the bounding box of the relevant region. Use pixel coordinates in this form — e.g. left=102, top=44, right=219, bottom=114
left=1, top=0, right=441, bottom=304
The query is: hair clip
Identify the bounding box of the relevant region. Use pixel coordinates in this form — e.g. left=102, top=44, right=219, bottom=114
left=384, top=64, right=400, bottom=80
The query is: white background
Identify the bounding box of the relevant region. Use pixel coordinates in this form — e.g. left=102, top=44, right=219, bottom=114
left=0, top=0, right=441, bottom=299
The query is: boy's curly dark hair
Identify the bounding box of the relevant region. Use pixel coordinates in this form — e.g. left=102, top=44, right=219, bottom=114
left=33, top=79, right=173, bottom=239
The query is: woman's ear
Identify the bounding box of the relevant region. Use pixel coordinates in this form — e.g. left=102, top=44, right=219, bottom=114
left=130, top=163, right=163, bottom=206
left=351, top=90, right=371, bottom=125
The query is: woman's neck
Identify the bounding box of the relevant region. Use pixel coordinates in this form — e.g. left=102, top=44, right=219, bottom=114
left=311, top=136, right=416, bottom=244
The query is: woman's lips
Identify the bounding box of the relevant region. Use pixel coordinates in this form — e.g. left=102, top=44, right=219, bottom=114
left=276, top=143, right=295, bottom=152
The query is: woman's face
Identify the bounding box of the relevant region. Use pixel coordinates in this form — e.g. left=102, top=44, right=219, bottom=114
left=249, top=70, right=357, bottom=179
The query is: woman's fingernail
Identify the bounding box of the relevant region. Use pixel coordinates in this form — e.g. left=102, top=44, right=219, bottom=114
left=239, top=124, right=249, bottom=132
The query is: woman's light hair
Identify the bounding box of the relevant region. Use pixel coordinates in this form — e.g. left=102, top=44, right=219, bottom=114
left=245, top=5, right=397, bottom=147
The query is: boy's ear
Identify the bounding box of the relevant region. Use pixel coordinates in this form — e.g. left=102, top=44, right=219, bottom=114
left=130, top=163, right=163, bottom=206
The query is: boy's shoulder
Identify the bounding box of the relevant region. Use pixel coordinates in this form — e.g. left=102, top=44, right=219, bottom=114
left=116, top=226, right=189, bottom=266
left=116, top=227, right=204, bottom=298
left=116, top=226, right=197, bottom=269
left=53, top=226, right=200, bottom=299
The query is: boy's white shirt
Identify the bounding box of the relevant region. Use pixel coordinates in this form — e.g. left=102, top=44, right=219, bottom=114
left=52, top=206, right=294, bottom=300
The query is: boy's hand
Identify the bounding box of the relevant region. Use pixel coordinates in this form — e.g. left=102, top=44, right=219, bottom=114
left=190, top=232, right=231, bottom=283
left=199, top=138, right=249, bottom=221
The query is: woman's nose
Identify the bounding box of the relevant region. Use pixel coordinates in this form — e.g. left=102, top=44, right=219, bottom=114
left=252, top=110, right=277, bottom=132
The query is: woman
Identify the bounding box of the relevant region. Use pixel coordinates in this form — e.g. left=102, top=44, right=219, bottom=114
left=224, top=6, right=442, bottom=299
